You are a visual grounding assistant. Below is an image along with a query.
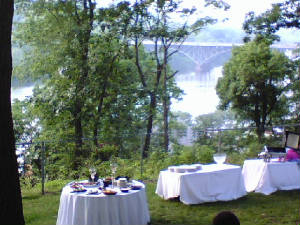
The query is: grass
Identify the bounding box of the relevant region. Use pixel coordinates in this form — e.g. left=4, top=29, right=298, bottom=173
left=22, top=180, right=69, bottom=225
left=22, top=180, right=300, bottom=225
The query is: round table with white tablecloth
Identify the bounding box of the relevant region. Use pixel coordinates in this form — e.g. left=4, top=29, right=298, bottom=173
left=56, top=180, right=150, bottom=225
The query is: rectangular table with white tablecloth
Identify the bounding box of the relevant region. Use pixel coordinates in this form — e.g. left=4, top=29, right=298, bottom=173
left=155, top=164, right=247, bottom=205
left=242, top=159, right=300, bottom=195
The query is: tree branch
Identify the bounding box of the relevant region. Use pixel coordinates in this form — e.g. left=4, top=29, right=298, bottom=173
left=74, top=0, right=81, bottom=26
left=167, top=70, right=178, bottom=80
left=134, top=36, right=147, bottom=88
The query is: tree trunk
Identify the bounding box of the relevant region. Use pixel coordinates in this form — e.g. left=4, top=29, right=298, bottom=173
left=163, top=94, right=170, bottom=152
left=72, top=0, right=94, bottom=169
left=162, top=44, right=169, bottom=152
left=93, top=80, right=107, bottom=146
left=93, top=56, right=117, bottom=146
left=143, top=92, right=156, bottom=158
left=256, top=125, right=265, bottom=143
left=73, top=99, right=83, bottom=170
left=0, top=0, right=25, bottom=224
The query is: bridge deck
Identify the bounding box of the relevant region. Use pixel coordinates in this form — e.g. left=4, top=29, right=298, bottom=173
left=142, top=40, right=298, bottom=49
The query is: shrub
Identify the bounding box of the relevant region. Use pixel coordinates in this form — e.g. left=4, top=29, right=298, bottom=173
left=244, top=142, right=264, bottom=159
left=193, top=145, right=215, bottom=164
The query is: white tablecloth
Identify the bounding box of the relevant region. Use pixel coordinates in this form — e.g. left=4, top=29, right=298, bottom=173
left=56, top=181, right=150, bottom=225
left=155, top=164, right=246, bottom=204
left=242, top=159, right=300, bottom=195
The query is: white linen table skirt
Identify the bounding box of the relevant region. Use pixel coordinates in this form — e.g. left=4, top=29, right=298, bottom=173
left=155, top=164, right=246, bottom=205
left=242, top=159, right=300, bottom=195
left=56, top=181, right=150, bottom=225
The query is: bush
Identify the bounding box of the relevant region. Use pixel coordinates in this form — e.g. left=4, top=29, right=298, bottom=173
left=36, top=137, right=270, bottom=182
left=92, top=144, right=118, bottom=161
left=193, top=145, right=215, bottom=164
left=226, top=151, right=246, bottom=165
left=244, top=142, right=264, bottom=159
left=20, top=176, right=40, bottom=188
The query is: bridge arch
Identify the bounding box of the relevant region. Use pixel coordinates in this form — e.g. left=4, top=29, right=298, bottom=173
left=142, top=41, right=297, bottom=68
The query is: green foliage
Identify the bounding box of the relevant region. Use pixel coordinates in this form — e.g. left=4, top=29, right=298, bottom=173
left=193, top=110, right=248, bottom=153
left=12, top=0, right=235, bottom=167
left=243, top=0, right=300, bottom=42
left=91, top=144, right=118, bottom=162
left=111, top=157, right=137, bottom=179
left=243, top=142, right=265, bottom=159
left=20, top=176, right=40, bottom=188
left=12, top=99, right=39, bottom=143
left=13, top=0, right=298, bottom=181
left=216, top=39, right=296, bottom=140
left=176, top=147, right=196, bottom=164
left=127, top=0, right=230, bottom=155
left=194, top=110, right=236, bottom=130
left=226, top=151, right=246, bottom=165
left=193, top=145, right=215, bottom=164
left=13, top=0, right=149, bottom=170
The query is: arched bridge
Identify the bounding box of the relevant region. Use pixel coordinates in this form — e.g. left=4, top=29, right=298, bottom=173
left=143, top=41, right=298, bottom=69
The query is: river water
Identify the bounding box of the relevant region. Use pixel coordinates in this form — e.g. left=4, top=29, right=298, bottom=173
left=11, top=86, right=33, bottom=102
left=172, top=66, right=222, bottom=118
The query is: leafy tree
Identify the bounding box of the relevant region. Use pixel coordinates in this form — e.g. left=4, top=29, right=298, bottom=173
left=13, top=0, right=232, bottom=165
left=12, top=99, right=39, bottom=143
left=243, top=0, right=300, bottom=42
left=287, top=61, right=300, bottom=126
left=193, top=110, right=238, bottom=149
left=84, top=6, right=145, bottom=152
left=216, top=38, right=296, bottom=142
left=243, top=0, right=300, bottom=132
left=129, top=0, right=229, bottom=157
left=169, top=111, right=193, bottom=143
left=15, top=0, right=98, bottom=169
left=0, top=0, right=25, bottom=224
left=14, top=0, right=144, bottom=168
left=153, top=111, right=192, bottom=147
left=14, top=1, right=154, bottom=175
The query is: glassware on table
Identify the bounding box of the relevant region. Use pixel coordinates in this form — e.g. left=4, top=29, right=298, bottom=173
left=103, top=178, right=112, bottom=189
left=110, top=162, right=117, bottom=188
left=213, top=153, right=226, bottom=164
left=98, top=179, right=104, bottom=190
left=89, top=167, right=97, bottom=182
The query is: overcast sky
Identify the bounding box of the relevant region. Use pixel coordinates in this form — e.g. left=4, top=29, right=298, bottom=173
left=100, top=0, right=289, bottom=29
left=194, top=0, right=283, bottom=29
left=100, top=0, right=299, bottom=42
left=211, top=0, right=299, bottom=42
left=176, top=0, right=299, bottom=42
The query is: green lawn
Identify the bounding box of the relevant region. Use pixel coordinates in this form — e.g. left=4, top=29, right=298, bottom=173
left=22, top=180, right=300, bottom=225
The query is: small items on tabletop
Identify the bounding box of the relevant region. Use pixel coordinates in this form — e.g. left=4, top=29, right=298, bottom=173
left=88, top=167, right=99, bottom=182
left=87, top=189, right=99, bottom=195
left=103, top=177, right=112, bottom=188
left=70, top=183, right=86, bottom=193
left=168, top=164, right=202, bottom=173
left=102, top=189, right=117, bottom=195
left=69, top=176, right=143, bottom=195
left=120, top=188, right=130, bottom=193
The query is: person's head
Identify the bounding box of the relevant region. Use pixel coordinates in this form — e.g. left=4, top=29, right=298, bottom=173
left=213, top=211, right=240, bottom=225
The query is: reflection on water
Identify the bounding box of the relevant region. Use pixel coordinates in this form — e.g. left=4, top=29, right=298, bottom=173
left=11, top=86, right=33, bottom=101
left=171, top=66, right=223, bottom=118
